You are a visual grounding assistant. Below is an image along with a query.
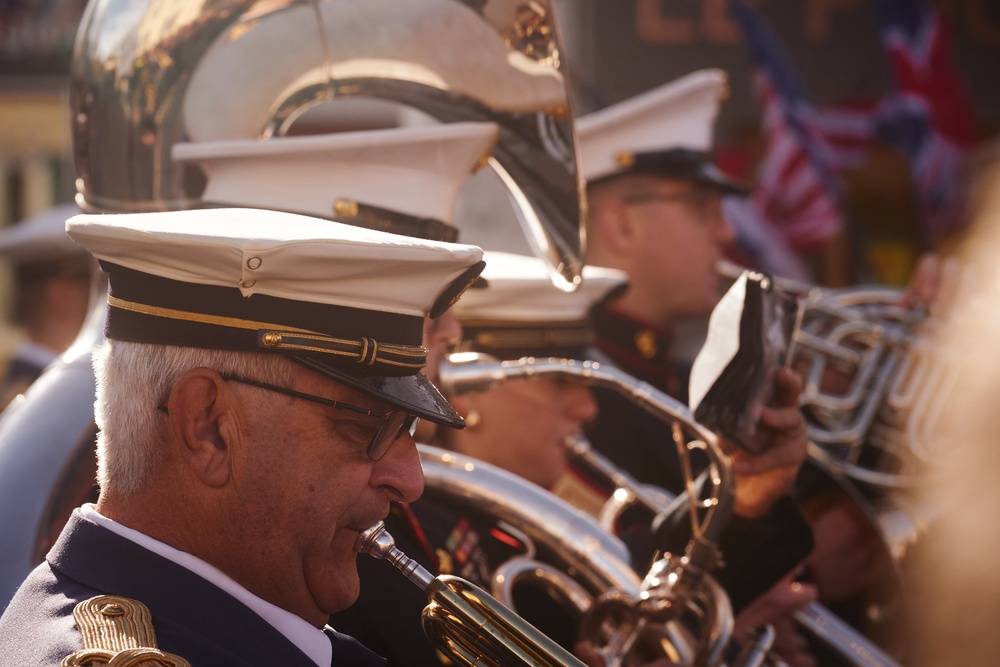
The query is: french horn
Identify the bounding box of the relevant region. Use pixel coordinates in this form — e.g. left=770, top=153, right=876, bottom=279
left=716, top=259, right=950, bottom=583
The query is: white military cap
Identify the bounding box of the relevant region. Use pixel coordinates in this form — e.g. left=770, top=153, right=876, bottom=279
left=576, top=68, right=747, bottom=193
left=452, top=251, right=627, bottom=358
left=66, top=207, right=486, bottom=427
left=173, top=122, right=498, bottom=243
left=0, top=203, right=87, bottom=265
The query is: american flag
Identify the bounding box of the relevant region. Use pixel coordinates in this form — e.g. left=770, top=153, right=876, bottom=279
left=727, top=0, right=878, bottom=252
left=871, top=0, right=976, bottom=246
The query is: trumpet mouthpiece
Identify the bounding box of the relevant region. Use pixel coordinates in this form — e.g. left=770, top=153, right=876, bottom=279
left=358, top=521, right=395, bottom=559
left=358, top=521, right=436, bottom=590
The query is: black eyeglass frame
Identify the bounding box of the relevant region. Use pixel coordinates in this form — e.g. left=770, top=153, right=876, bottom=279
left=621, top=188, right=718, bottom=208
left=158, top=372, right=418, bottom=461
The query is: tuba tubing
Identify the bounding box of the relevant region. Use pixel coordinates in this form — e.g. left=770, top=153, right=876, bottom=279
left=438, top=352, right=739, bottom=666
left=567, top=433, right=901, bottom=667
left=439, top=351, right=734, bottom=578
left=439, top=352, right=902, bottom=667
left=717, top=258, right=924, bottom=492
left=418, top=444, right=711, bottom=667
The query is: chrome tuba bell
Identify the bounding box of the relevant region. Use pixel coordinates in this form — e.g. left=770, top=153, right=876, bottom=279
left=70, top=0, right=585, bottom=288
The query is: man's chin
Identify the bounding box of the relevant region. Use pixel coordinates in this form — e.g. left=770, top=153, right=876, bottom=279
left=316, top=570, right=362, bottom=617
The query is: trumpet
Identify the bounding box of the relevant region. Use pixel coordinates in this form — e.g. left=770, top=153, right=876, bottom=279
left=358, top=520, right=589, bottom=667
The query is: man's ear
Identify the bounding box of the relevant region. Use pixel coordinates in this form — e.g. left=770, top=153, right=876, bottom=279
left=589, top=195, right=637, bottom=259
left=166, top=368, right=238, bottom=488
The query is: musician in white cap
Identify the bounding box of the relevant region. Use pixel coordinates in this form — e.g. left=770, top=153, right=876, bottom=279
left=573, top=70, right=817, bottom=666
left=331, top=251, right=632, bottom=666
left=0, top=203, right=92, bottom=406
left=173, top=121, right=498, bottom=418
left=0, top=207, right=485, bottom=667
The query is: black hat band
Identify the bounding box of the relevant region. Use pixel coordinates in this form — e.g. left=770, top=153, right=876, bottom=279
left=460, top=320, right=595, bottom=361
left=108, top=296, right=427, bottom=371
left=333, top=198, right=459, bottom=243
left=102, top=263, right=426, bottom=377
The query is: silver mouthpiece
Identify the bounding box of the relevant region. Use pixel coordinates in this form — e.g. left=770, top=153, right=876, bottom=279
left=358, top=521, right=436, bottom=590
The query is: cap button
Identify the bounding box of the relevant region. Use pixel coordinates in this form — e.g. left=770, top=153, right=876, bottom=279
left=334, top=198, right=359, bottom=218
left=246, top=256, right=262, bottom=270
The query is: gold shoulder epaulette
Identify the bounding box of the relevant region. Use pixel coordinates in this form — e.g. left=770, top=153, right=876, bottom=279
left=62, top=595, right=191, bottom=667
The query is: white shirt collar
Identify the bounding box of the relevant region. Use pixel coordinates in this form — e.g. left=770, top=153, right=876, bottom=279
left=79, top=504, right=333, bottom=667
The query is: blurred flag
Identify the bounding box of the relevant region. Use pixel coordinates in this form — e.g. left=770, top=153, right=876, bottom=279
left=871, top=0, right=977, bottom=246
left=722, top=196, right=812, bottom=282
left=727, top=0, right=876, bottom=252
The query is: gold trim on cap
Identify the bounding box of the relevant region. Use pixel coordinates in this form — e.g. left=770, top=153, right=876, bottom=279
left=462, top=319, right=594, bottom=352
left=615, top=151, right=635, bottom=168
left=108, top=296, right=427, bottom=369
left=333, top=197, right=360, bottom=219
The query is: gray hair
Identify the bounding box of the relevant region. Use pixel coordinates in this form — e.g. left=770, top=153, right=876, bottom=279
left=93, top=340, right=296, bottom=496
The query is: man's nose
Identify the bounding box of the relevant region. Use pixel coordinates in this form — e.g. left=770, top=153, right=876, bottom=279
left=372, top=432, right=425, bottom=502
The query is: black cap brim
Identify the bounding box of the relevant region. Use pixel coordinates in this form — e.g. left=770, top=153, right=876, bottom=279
left=292, top=355, right=465, bottom=429
left=629, top=149, right=750, bottom=196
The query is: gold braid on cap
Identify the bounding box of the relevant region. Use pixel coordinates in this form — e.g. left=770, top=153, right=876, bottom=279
left=109, top=296, right=427, bottom=369
left=465, top=321, right=594, bottom=352
left=62, top=595, right=190, bottom=667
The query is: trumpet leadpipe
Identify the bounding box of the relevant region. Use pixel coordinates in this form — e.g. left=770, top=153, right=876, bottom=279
left=358, top=521, right=589, bottom=667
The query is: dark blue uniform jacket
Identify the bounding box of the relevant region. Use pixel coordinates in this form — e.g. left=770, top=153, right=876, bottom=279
left=0, top=509, right=384, bottom=667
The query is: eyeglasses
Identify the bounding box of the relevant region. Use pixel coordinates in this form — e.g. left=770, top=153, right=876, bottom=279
left=622, top=189, right=720, bottom=221
left=158, top=373, right=418, bottom=461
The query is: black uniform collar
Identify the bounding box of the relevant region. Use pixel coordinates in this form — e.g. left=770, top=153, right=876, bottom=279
left=591, top=304, right=681, bottom=396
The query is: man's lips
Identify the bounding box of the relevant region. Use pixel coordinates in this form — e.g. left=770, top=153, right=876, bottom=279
left=350, top=515, right=389, bottom=553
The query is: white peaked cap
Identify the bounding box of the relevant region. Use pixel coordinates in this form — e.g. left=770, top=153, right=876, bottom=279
left=0, top=203, right=86, bottom=265
left=66, top=208, right=483, bottom=318
left=173, top=122, right=498, bottom=239
left=576, top=69, right=728, bottom=182
left=454, top=251, right=627, bottom=324
left=65, top=208, right=486, bottom=426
